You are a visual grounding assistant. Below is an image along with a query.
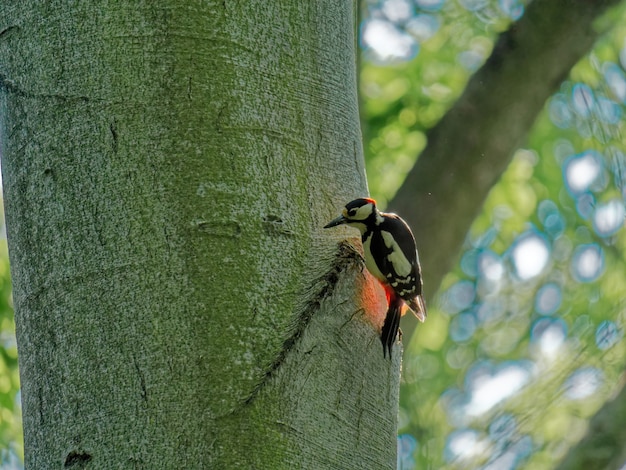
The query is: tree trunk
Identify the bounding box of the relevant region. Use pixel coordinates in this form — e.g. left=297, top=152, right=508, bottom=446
left=0, top=2, right=398, bottom=468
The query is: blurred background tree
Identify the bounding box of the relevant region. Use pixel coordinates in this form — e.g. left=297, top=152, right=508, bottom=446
left=360, top=0, right=626, bottom=469
left=1, top=0, right=626, bottom=468
left=0, top=205, right=19, bottom=469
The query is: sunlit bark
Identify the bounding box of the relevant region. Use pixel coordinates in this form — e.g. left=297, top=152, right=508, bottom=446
left=0, top=2, right=399, bottom=467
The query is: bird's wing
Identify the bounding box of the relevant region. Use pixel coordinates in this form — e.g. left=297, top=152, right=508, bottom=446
left=379, top=214, right=422, bottom=296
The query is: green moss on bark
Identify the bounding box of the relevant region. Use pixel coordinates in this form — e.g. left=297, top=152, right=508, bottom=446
left=0, top=1, right=397, bottom=468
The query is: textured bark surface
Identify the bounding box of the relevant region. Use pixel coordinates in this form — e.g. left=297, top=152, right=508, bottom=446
left=0, top=2, right=399, bottom=468
left=390, top=0, right=622, bottom=331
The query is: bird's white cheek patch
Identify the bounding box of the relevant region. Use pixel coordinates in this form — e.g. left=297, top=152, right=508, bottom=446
left=352, top=203, right=373, bottom=220
left=381, top=231, right=412, bottom=277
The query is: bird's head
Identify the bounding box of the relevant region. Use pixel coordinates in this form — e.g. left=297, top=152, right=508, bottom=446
left=324, top=197, right=380, bottom=234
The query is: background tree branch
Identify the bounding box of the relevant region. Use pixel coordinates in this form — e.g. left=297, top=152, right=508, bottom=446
left=554, top=378, right=626, bottom=470
left=389, top=0, right=623, bottom=341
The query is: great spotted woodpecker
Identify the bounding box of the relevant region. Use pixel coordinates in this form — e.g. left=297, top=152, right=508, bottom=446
left=324, top=197, right=426, bottom=357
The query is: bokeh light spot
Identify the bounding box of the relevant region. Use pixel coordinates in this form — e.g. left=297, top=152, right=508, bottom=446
left=406, top=14, right=440, bottom=42
left=538, top=200, right=566, bottom=238
left=571, top=244, right=604, bottom=282
left=538, top=199, right=558, bottom=223
left=596, top=96, right=622, bottom=124
left=531, top=318, right=567, bottom=358
left=444, top=429, right=488, bottom=462
left=442, top=280, right=476, bottom=314
left=498, top=0, right=524, bottom=20
left=575, top=193, right=596, bottom=219
left=361, top=19, right=418, bottom=62
left=563, top=151, right=603, bottom=195
left=511, top=232, right=550, bottom=280
left=450, top=312, right=477, bottom=342
left=397, top=434, right=417, bottom=469
left=461, top=249, right=479, bottom=278
left=381, top=0, right=414, bottom=22
left=535, top=283, right=562, bottom=315
left=604, top=62, right=626, bottom=103
left=458, top=50, right=485, bottom=72
left=571, top=83, right=595, bottom=117
left=563, top=367, right=604, bottom=400
left=595, top=320, right=622, bottom=350
left=548, top=94, right=573, bottom=128
left=592, top=199, right=625, bottom=237
left=463, top=361, right=533, bottom=416
left=479, top=250, right=504, bottom=282
left=545, top=213, right=566, bottom=237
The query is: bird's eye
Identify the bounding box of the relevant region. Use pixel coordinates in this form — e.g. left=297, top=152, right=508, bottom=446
left=348, top=209, right=357, bottom=217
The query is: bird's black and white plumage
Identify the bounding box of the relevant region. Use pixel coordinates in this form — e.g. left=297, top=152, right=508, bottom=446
left=324, top=197, right=426, bottom=357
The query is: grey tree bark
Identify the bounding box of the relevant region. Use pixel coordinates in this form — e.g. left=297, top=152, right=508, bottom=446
left=0, top=2, right=399, bottom=468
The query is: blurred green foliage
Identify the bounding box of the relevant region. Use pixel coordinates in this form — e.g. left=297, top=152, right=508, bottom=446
left=361, top=1, right=626, bottom=469
left=361, top=0, right=509, bottom=206
left=0, top=201, right=22, bottom=468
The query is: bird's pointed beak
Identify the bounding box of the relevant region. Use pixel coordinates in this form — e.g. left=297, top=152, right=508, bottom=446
left=324, top=215, right=347, bottom=228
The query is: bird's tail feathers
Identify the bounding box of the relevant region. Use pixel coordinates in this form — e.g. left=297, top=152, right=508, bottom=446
left=381, top=297, right=402, bottom=358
